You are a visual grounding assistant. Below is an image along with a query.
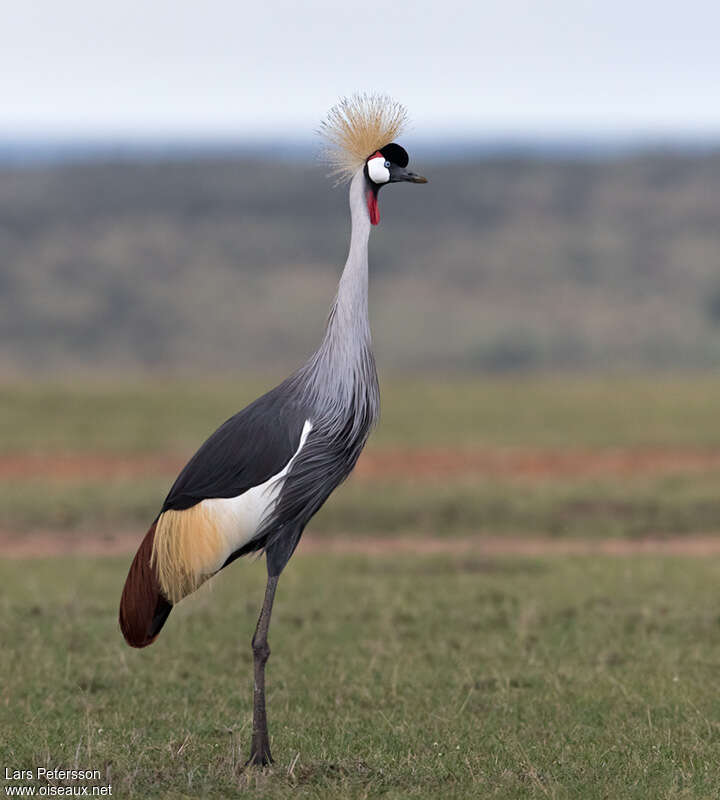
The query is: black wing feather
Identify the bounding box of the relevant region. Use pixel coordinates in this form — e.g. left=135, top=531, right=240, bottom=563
left=162, top=383, right=309, bottom=512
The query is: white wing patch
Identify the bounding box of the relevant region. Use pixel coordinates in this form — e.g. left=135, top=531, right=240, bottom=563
left=152, top=420, right=314, bottom=602
left=201, top=419, right=313, bottom=573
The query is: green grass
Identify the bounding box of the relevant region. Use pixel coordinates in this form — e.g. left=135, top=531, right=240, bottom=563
left=5, top=376, right=720, bottom=797
left=4, top=373, right=720, bottom=453
left=3, top=553, right=720, bottom=799
left=0, top=478, right=168, bottom=531
left=6, top=470, right=720, bottom=540
left=5, top=374, right=720, bottom=538
left=314, top=471, right=720, bottom=539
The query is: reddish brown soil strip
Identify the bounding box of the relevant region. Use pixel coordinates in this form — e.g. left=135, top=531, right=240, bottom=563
left=0, top=529, right=144, bottom=558
left=3, top=529, right=720, bottom=559
left=0, top=452, right=185, bottom=481
left=5, top=446, right=720, bottom=483
left=353, top=447, right=720, bottom=481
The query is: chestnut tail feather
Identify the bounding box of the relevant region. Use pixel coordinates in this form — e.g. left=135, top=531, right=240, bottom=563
left=119, top=521, right=172, bottom=647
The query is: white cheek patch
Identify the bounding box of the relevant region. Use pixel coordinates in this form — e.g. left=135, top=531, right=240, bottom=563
left=367, top=156, right=390, bottom=184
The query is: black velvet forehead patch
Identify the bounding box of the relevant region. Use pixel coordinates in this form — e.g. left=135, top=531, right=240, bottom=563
left=379, top=142, right=409, bottom=168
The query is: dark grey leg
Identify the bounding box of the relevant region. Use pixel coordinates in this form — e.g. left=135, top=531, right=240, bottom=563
left=247, top=574, right=279, bottom=766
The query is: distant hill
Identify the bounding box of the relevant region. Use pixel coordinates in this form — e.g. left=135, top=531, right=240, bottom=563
left=1, top=151, right=720, bottom=374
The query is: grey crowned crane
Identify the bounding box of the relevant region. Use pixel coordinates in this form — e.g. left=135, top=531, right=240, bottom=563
left=119, top=94, right=427, bottom=766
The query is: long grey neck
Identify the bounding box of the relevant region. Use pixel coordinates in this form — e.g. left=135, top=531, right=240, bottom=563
left=298, top=169, right=378, bottom=416
left=310, top=169, right=372, bottom=365
left=327, top=168, right=372, bottom=349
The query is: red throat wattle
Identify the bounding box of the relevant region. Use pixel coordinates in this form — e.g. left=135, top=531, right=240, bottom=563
left=367, top=190, right=380, bottom=225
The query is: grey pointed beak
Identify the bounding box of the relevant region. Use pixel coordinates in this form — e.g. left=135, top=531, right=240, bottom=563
left=388, top=165, right=428, bottom=184
left=405, top=171, right=428, bottom=184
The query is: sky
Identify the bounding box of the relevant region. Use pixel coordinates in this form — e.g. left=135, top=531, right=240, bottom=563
left=3, top=0, right=720, bottom=140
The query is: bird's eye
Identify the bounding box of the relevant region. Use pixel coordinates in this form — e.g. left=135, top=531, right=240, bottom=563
left=384, top=161, right=391, bottom=168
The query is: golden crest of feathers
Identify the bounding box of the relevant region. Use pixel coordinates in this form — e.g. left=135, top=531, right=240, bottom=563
left=319, top=93, right=409, bottom=183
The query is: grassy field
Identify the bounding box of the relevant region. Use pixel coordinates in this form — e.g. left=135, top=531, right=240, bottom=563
left=5, top=373, right=720, bottom=452
left=3, top=553, right=720, bottom=799
left=3, top=375, right=720, bottom=798
left=3, top=375, right=720, bottom=540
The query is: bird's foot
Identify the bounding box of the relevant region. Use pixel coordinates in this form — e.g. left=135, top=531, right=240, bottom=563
left=245, top=738, right=274, bottom=768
